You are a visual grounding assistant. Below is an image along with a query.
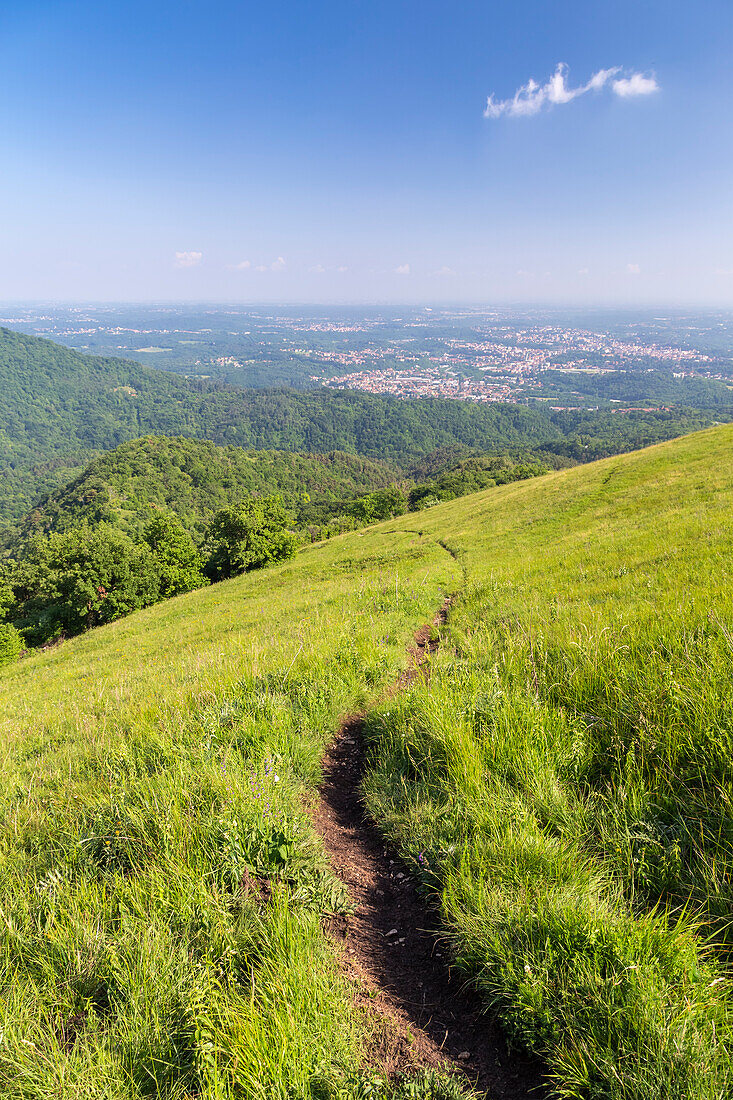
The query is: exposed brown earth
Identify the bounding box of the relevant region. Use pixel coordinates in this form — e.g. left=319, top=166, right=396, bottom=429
left=310, top=600, right=544, bottom=1098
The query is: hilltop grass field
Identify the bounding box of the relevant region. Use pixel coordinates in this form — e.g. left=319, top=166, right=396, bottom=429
left=363, top=423, right=733, bottom=1098
left=0, top=526, right=457, bottom=1099
left=1, top=423, right=733, bottom=1098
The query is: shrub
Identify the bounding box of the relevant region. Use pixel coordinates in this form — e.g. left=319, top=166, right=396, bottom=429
left=0, top=622, right=22, bottom=667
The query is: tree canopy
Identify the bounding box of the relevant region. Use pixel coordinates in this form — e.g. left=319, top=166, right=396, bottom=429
left=204, top=497, right=298, bottom=581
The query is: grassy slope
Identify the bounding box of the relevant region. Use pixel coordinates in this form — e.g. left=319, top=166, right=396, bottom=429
left=363, top=423, right=733, bottom=1098
left=2, top=424, right=733, bottom=1098
left=0, top=530, right=457, bottom=1098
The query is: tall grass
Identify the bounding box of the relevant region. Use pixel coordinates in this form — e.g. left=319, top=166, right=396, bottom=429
left=361, top=425, right=733, bottom=1098
left=4, top=423, right=733, bottom=1098
left=0, top=530, right=457, bottom=1097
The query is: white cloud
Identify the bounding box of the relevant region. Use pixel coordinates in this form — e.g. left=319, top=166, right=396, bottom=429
left=578, top=267, right=590, bottom=276
left=395, top=263, right=410, bottom=275
left=336, top=265, right=349, bottom=273
left=715, top=268, right=733, bottom=276
left=587, top=68, right=619, bottom=91
left=613, top=73, right=659, bottom=98
left=484, top=63, right=657, bottom=119
left=309, top=264, right=326, bottom=274
left=254, top=257, right=286, bottom=273
left=433, top=265, right=456, bottom=277
left=233, top=259, right=251, bottom=270
left=174, top=250, right=202, bottom=267
left=626, top=263, right=641, bottom=275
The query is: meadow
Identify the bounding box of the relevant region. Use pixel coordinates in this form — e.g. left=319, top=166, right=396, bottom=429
left=363, top=424, right=733, bottom=1098
left=2, top=423, right=733, bottom=1098
left=0, top=527, right=458, bottom=1097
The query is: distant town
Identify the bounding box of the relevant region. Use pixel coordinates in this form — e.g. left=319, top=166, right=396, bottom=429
left=2, top=303, right=731, bottom=410
left=311, top=326, right=714, bottom=405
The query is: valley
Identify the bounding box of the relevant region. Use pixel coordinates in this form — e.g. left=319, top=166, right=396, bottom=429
left=0, top=324, right=722, bottom=533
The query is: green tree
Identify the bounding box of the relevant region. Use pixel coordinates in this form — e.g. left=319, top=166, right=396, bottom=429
left=8, top=525, right=162, bottom=643
left=204, top=496, right=298, bottom=581
left=142, top=513, right=205, bottom=598
left=0, top=562, right=14, bottom=620
left=348, top=485, right=407, bottom=522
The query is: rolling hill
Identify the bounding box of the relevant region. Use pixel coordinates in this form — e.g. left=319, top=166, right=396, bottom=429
left=1, top=423, right=732, bottom=1098
left=0, top=324, right=721, bottom=530
left=11, top=436, right=398, bottom=543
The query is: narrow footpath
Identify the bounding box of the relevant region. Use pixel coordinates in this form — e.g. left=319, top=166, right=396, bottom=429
left=310, top=601, right=542, bottom=1098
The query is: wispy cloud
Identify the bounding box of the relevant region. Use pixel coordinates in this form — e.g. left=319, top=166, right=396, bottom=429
left=232, top=259, right=251, bottom=270
left=395, top=263, right=411, bottom=275
left=309, top=263, right=326, bottom=274
left=254, top=256, right=287, bottom=273
left=626, top=263, right=641, bottom=275
left=174, top=250, right=202, bottom=267
left=484, top=63, right=658, bottom=119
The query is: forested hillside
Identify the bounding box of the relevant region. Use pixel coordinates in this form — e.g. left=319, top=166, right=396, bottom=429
left=12, top=437, right=397, bottom=543
left=0, top=437, right=548, bottom=647
left=0, top=326, right=723, bottom=527
left=532, top=367, right=733, bottom=406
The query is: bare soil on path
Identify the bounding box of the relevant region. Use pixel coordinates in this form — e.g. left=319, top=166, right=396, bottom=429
left=310, top=603, right=544, bottom=1098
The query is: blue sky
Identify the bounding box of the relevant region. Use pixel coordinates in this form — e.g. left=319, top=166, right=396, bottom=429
left=1, top=0, right=732, bottom=304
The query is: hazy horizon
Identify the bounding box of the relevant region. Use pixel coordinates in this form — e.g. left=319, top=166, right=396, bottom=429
left=2, top=298, right=733, bottom=313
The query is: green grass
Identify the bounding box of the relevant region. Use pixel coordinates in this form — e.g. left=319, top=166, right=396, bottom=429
left=362, top=424, right=733, bottom=1098
left=0, top=530, right=457, bottom=1097
left=2, top=423, right=733, bottom=1098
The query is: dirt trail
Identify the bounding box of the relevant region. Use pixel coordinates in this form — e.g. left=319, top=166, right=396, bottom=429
left=311, top=600, right=543, bottom=1097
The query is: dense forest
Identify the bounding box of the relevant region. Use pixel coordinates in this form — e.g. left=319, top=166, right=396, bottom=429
left=10, top=437, right=398, bottom=544
left=0, top=498, right=298, bottom=648
left=1, top=326, right=726, bottom=528
left=9, top=436, right=556, bottom=545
